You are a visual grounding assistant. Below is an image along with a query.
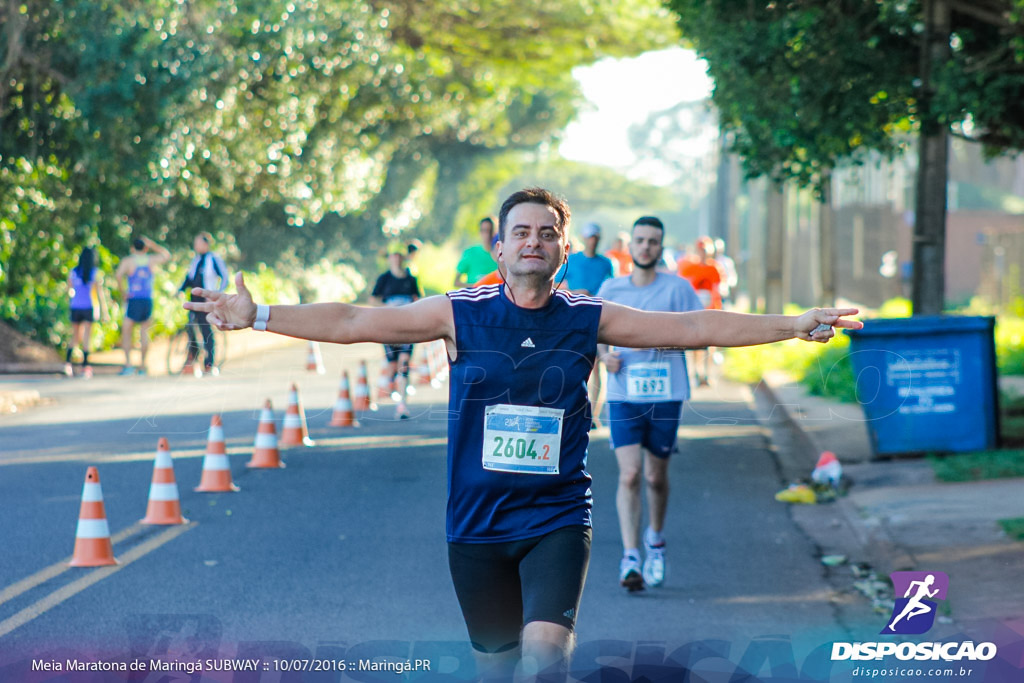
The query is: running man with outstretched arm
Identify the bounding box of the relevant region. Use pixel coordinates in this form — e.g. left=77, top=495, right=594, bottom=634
left=185, top=187, right=862, bottom=682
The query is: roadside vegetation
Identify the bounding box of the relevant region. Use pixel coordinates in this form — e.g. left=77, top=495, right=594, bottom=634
left=723, top=296, right=1024, bottom=450
left=999, top=518, right=1024, bottom=542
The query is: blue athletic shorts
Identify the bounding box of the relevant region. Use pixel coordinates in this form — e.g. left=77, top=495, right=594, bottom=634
left=125, top=298, right=153, bottom=323
left=608, top=401, right=683, bottom=458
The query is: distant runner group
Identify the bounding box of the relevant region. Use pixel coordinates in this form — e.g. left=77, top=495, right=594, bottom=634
left=64, top=232, right=228, bottom=377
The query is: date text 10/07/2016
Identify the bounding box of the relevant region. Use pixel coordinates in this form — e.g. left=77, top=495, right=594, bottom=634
left=272, top=658, right=432, bottom=674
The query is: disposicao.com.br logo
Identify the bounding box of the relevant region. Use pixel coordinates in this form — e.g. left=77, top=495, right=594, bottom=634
left=831, top=571, right=998, bottom=663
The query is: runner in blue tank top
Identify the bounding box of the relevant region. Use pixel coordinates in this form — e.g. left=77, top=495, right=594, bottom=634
left=116, top=236, right=171, bottom=375
left=185, top=188, right=863, bottom=680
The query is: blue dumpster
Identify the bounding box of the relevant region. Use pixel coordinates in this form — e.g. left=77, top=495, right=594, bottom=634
left=845, top=316, right=999, bottom=456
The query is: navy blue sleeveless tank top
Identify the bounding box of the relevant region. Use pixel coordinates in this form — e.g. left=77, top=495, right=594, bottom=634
left=446, top=284, right=602, bottom=543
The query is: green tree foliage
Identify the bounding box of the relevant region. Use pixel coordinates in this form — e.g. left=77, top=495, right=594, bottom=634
left=668, top=0, right=1024, bottom=314
left=669, top=1, right=920, bottom=189
left=1, top=0, right=677, bottom=345
left=669, top=0, right=1024, bottom=185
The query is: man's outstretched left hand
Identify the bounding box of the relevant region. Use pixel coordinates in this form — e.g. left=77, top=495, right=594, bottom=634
left=795, top=308, right=863, bottom=343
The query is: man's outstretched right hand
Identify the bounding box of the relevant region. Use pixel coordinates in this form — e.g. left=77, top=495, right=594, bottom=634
left=183, top=272, right=257, bottom=331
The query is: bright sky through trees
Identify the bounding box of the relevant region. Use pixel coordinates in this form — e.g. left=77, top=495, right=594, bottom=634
left=559, top=47, right=714, bottom=184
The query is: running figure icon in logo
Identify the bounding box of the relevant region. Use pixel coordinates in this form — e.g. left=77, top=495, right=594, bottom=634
left=882, top=571, right=950, bottom=635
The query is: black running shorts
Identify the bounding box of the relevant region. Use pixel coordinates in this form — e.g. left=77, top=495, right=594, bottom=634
left=70, top=308, right=95, bottom=323
left=447, top=525, right=591, bottom=654
left=384, top=344, right=413, bottom=364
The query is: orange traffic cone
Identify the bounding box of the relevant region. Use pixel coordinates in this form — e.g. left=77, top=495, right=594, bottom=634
left=247, top=400, right=285, bottom=468
left=306, top=340, right=326, bottom=374
left=280, top=383, right=315, bottom=447
left=141, top=438, right=188, bottom=524
left=195, top=415, right=239, bottom=492
left=353, top=361, right=372, bottom=411
left=427, top=340, right=448, bottom=387
left=413, top=346, right=433, bottom=386
left=70, top=466, right=118, bottom=567
left=377, top=366, right=395, bottom=401
left=329, top=371, right=359, bottom=427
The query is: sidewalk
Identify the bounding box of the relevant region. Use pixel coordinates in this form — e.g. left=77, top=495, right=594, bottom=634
left=756, top=370, right=1024, bottom=639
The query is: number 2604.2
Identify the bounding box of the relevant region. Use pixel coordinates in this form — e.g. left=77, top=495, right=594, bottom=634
left=492, top=437, right=549, bottom=460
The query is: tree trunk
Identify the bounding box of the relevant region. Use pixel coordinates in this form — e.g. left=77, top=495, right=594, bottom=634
left=745, top=177, right=764, bottom=311
left=912, top=0, right=950, bottom=315
left=765, top=181, right=787, bottom=313
left=712, top=131, right=732, bottom=242
left=818, top=175, right=836, bottom=307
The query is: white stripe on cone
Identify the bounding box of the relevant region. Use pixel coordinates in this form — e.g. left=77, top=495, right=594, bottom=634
left=255, top=433, right=277, bottom=448
left=201, top=454, right=230, bottom=470
left=148, top=482, right=181, bottom=501
left=81, top=482, right=103, bottom=502
left=75, top=518, right=112, bottom=539
left=207, top=426, right=225, bottom=441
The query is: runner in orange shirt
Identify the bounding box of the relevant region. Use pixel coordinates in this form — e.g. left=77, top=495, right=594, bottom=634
left=604, top=231, right=633, bottom=277
left=677, top=237, right=724, bottom=385
left=677, top=237, right=722, bottom=310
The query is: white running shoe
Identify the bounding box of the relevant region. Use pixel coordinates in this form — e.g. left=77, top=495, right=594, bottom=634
left=643, top=543, right=666, bottom=587
left=619, top=555, right=644, bottom=592
left=63, top=363, right=74, bottom=377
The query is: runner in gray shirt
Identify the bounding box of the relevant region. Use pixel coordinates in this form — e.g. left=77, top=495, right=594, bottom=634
left=597, top=216, right=703, bottom=591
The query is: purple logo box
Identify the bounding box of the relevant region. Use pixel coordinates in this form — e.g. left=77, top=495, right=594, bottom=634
left=882, top=571, right=950, bottom=635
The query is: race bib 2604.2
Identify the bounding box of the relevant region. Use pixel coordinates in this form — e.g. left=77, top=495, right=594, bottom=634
left=482, top=404, right=563, bottom=475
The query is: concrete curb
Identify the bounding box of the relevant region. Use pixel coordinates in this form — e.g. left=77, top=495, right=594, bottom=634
left=752, top=376, right=916, bottom=595
left=0, top=363, right=66, bottom=374
left=754, top=371, right=1024, bottom=632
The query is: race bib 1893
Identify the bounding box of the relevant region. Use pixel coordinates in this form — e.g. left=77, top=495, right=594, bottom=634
left=625, top=362, right=671, bottom=400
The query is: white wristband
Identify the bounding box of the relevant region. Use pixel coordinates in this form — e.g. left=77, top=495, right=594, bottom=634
left=254, top=304, right=270, bottom=331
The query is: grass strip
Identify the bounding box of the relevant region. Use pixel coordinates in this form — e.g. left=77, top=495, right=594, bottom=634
left=998, top=517, right=1024, bottom=541
left=928, top=450, right=1024, bottom=483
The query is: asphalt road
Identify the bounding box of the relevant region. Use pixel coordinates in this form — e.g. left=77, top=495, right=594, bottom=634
left=0, top=340, right=880, bottom=680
